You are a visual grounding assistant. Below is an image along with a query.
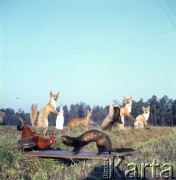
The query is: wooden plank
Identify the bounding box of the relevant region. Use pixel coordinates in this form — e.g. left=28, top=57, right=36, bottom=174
left=26, top=150, right=114, bottom=160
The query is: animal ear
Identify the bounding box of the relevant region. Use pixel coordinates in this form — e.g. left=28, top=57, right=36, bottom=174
left=50, top=91, right=53, bottom=97
left=55, top=93, right=59, bottom=100
left=123, top=96, right=126, bottom=101
left=142, top=106, right=145, bottom=110
left=148, top=106, right=150, bottom=109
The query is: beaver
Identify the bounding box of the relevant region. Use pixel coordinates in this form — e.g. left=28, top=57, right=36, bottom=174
left=60, top=130, right=112, bottom=155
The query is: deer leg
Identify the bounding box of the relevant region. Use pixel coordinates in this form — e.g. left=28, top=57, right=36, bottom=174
left=68, top=126, right=72, bottom=134
left=83, top=126, right=86, bottom=132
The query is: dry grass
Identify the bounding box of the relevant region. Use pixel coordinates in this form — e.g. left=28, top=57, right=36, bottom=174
left=0, top=125, right=176, bottom=179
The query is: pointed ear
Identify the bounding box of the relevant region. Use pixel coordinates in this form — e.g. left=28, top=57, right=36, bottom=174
left=56, top=92, right=59, bottom=100
left=142, top=106, right=145, bottom=110
left=50, top=91, right=53, bottom=97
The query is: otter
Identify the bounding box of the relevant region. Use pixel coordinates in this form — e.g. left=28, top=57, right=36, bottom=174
left=60, top=130, right=112, bottom=155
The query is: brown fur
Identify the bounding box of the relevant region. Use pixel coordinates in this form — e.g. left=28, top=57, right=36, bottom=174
left=30, top=91, right=59, bottom=136
left=60, top=130, right=112, bottom=155
left=68, top=110, right=92, bottom=133
left=118, top=96, right=135, bottom=128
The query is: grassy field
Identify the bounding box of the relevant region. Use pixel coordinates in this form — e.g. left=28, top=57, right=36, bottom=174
left=0, top=125, right=176, bottom=179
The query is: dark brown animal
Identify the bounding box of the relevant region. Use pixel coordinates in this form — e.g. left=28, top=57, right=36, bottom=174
left=60, top=130, right=112, bottom=155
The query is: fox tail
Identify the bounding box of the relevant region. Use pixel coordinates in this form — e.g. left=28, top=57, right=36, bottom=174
left=30, top=103, right=38, bottom=126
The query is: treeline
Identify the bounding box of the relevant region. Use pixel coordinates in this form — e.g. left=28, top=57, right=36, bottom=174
left=1, top=95, right=176, bottom=127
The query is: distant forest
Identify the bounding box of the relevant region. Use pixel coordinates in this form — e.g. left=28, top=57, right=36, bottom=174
left=1, top=95, right=176, bottom=127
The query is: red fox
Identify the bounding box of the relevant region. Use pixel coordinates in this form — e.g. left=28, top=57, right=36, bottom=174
left=30, top=91, right=59, bottom=136
left=68, top=110, right=92, bottom=133
left=134, top=106, right=150, bottom=128
left=118, top=96, right=135, bottom=129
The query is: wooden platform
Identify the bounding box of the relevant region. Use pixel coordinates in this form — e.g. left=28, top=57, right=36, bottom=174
left=27, top=150, right=114, bottom=160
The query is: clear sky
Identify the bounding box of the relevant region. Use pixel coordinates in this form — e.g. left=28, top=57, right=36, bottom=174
left=0, top=0, right=176, bottom=112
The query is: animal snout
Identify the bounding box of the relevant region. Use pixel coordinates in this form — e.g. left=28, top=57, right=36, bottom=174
left=60, top=136, right=64, bottom=142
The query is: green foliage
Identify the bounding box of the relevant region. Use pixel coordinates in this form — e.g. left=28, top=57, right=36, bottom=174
left=2, top=95, right=176, bottom=127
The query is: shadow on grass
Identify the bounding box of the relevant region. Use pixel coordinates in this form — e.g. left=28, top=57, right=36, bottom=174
left=112, top=147, right=135, bottom=153
left=83, top=164, right=126, bottom=180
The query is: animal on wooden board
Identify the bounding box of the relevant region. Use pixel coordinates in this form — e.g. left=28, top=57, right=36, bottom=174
left=60, top=130, right=112, bottom=155
left=17, top=113, right=56, bottom=150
